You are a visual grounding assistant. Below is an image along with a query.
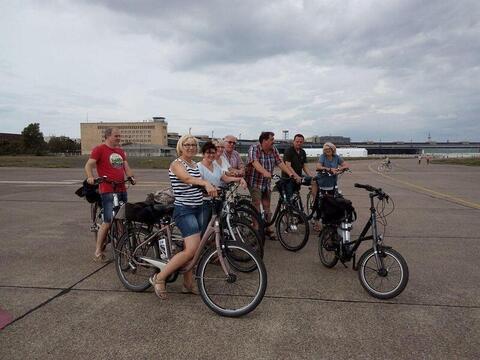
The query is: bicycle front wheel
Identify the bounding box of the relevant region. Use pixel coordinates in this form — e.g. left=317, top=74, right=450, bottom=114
left=197, top=244, right=267, bottom=317
left=115, top=227, right=159, bottom=292
left=305, top=190, right=315, bottom=218
left=358, top=247, right=409, bottom=299
left=276, top=209, right=310, bottom=251
left=318, top=227, right=339, bottom=268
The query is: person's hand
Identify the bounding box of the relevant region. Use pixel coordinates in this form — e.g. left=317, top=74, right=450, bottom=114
left=239, top=178, right=247, bottom=189
left=263, top=171, right=272, bottom=179
left=87, top=177, right=95, bottom=185
left=205, top=182, right=218, bottom=197
left=294, top=174, right=302, bottom=184
left=128, top=176, right=136, bottom=185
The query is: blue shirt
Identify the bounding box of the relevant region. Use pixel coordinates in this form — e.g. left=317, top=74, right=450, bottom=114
left=317, top=154, right=344, bottom=189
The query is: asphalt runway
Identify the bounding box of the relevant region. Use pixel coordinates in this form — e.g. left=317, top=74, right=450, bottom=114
left=0, top=159, right=479, bottom=359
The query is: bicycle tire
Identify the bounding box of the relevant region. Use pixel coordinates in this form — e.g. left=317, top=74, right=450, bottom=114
left=357, top=247, right=409, bottom=299
left=305, top=190, right=315, bottom=218
left=114, top=227, right=159, bottom=292
left=377, top=164, right=385, bottom=172
left=197, top=244, right=267, bottom=317
left=233, top=203, right=265, bottom=244
left=225, top=218, right=264, bottom=260
left=276, top=209, right=310, bottom=251
left=90, top=202, right=100, bottom=242
left=318, top=227, right=339, bottom=268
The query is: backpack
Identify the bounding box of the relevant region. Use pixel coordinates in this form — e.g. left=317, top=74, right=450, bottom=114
left=75, top=180, right=101, bottom=205
left=321, top=194, right=356, bottom=224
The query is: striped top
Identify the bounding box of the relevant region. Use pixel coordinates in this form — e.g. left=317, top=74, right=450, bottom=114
left=169, top=158, right=203, bottom=206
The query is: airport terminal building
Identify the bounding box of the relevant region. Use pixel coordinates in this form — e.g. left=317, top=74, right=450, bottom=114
left=80, top=117, right=169, bottom=155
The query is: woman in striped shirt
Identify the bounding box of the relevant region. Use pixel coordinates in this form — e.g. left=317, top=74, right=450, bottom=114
left=150, top=134, right=217, bottom=300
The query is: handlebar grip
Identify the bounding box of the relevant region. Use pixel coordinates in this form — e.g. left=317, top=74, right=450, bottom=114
left=354, top=183, right=376, bottom=192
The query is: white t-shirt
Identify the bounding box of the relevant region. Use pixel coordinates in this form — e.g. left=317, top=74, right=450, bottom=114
left=214, top=155, right=230, bottom=174
left=197, top=161, right=223, bottom=187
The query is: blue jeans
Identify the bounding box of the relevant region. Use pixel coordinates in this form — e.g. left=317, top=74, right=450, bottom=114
left=101, top=192, right=127, bottom=223
left=173, top=203, right=209, bottom=238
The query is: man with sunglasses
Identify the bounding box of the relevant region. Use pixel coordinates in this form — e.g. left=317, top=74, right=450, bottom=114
left=223, top=135, right=244, bottom=176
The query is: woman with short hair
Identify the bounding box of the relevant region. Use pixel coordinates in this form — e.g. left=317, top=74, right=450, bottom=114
left=150, top=134, right=216, bottom=300
left=315, top=142, right=350, bottom=194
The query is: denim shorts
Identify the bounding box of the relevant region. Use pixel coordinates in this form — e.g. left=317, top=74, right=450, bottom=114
left=173, top=203, right=209, bottom=238
left=101, top=192, right=128, bottom=223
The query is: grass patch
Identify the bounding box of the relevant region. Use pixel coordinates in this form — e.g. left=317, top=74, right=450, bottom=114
left=431, top=158, right=480, bottom=166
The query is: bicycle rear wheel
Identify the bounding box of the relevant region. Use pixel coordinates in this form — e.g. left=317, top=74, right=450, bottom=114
left=226, top=218, right=264, bottom=259
left=234, top=201, right=265, bottom=242
left=318, top=227, right=339, bottom=268
left=276, top=209, right=310, bottom=251
left=357, top=247, right=409, bottom=299
left=90, top=202, right=101, bottom=242
left=305, top=190, right=315, bottom=218
left=377, top=164, right=385, bottom=172
left=197, top=244, right=267, bottom=317
left=115, top=227, right=159, bottom=292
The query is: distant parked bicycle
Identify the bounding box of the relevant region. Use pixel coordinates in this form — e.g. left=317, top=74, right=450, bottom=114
left=318, top=183, right=409, bottom=299
left=114, top=188, right=268, bottom=317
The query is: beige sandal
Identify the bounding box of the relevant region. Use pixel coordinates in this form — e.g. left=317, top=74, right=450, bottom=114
left=182, top=282, right=199, bottom=295
left=149, top=274, right=168, bottom=300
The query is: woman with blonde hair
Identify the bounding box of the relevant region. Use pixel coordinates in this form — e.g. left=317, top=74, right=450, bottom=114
left=150, top=134, right=217, bottom=300
left=315, top=142, right=349, bottom=194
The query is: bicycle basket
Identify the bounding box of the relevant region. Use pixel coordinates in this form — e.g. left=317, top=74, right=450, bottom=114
left=152, top=187, right=175, bottom=205
left=321, top=195, right=356, bottom=223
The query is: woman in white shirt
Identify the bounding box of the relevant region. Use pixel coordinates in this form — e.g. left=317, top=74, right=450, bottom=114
left=213, top=139, right=231, bottom=175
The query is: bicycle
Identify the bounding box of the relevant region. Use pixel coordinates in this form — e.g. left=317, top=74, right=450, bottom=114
left=317, top=183, right=409, bottom=299
left=305, top=168, right=350, bottom=221
left=91, top=176, right=135, bottom=258
left=114, top=189, right=268, bottom=317
left=377, top=160, right=393, bottom=172
left=258, top=175, right=310, bottom=251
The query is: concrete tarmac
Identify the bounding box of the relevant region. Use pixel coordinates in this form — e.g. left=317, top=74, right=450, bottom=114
left=0, top=159, right=479, bottom=359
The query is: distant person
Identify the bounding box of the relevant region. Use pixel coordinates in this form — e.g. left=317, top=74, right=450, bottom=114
left=418, top=155, right=422, bottom=165
left=84, top=128, right=135, bottom=262
left=281, top=133, right=314, bottom=200
left=245, top=131, right=300, bottom=240
left=426, top=155, right=431, bottom=165
left=223, top=135, right=245, bottom=177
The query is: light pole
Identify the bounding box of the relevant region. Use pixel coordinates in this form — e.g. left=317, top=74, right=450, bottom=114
left=189, top=127, right=192, bottom=135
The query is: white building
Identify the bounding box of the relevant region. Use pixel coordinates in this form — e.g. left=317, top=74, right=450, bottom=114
left=304, top=147, right=368, bottom=158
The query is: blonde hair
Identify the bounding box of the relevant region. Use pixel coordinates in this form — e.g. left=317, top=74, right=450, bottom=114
left=323, top=142, right=336, bottom=155
left=176, top=134, right=199, bottom=156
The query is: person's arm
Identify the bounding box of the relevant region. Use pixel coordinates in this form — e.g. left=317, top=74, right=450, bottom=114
left=123, top=160, right=135, bottom=183
left=252, top=160, right=271, bottom=178
left=303, top=163, right=314, bottom=177
left=85, top=158, right=97, bottom=185
left=278, top=161, right=299, bottom=179
left=171, top=161, right=217, bottom=196
left=221, top=174, right=247, bottom=188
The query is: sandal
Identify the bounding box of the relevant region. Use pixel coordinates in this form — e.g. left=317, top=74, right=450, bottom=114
left=92, top=253, right=109, bottom=263
left=149, top=274, right=168, bottom=300
left=182, top=282, right=199, bottom=295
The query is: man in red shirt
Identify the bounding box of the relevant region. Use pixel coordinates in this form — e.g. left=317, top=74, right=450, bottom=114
left=85, top=128, right=135, bottom=262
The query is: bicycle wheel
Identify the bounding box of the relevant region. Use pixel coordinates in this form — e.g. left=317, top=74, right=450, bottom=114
left=197, top=244, right=267, bottom=317
left=318, top=227, right=339, bottom=268
left=305, top=190, right=315, bottom=218
left=233, top=204, right=265, bottom=244
left=276, top=209, right=309, bottom=251
left=226, top=218, right=264, bottom=259
left=385, top=164, right=393, bottom=172
left=115, top=227, right=159, bottom=292
left=108, top=219, right=126, bottom=258
left=90, top=202, right=101, bottom=242
left=377, top=164, right=385, bottom=172
left=357, top=247, right=409, bottom=299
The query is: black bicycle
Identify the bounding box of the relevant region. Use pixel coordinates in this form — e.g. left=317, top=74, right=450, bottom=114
left=258, top=175, right=310, bottom=251
left=318, top=183, right=409, bottom=299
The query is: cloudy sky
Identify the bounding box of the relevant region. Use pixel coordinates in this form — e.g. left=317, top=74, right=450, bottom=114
left=1, top=0, right=479, bottom=141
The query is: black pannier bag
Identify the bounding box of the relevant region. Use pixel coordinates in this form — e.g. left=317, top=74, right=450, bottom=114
left=124, top=202, right=174, bottom=224
left=75, top=180, right=101, bottom=205
left=321, top=195, right=356, bottom=223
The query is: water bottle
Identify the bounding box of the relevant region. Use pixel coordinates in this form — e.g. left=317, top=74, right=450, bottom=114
left=159, top=238, right=167, bottom=260
left=337, top=221, right=352, bottom=245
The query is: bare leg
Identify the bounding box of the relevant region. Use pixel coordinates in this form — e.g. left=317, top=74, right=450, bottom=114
left=95, top=222, right=111, bottom=257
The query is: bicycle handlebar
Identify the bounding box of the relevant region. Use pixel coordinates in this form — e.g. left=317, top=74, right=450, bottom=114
left=94, top=176, right=136, bottom=186
left=354, top=183, right=389, bottom=200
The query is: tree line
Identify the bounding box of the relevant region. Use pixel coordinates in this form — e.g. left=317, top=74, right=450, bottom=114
left=0, top=123, right=81, bottom=156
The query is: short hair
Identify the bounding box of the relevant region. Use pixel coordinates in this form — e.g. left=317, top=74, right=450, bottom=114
left=323, top=142, right=336, bottom=155
left=201, top=141, right=217, bottom=154
left=104, top=127, right=119, bottom=139
left=176, top=134, right=199, bottom=156
left=259, top=131, right=274, bottom=143
left=224, top=135, right=237, bottom=141
left=293, top=134, right=304, bottom=140
left=213, top=139, right=225, bottom=147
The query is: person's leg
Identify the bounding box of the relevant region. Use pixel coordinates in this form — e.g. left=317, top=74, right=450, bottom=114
left=261, top=190, right=275, bottom=238
left=94, top=193, right=113, bottom=259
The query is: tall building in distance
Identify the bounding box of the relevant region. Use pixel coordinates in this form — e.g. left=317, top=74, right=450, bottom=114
left=80, top=117, right=168, bottom=155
